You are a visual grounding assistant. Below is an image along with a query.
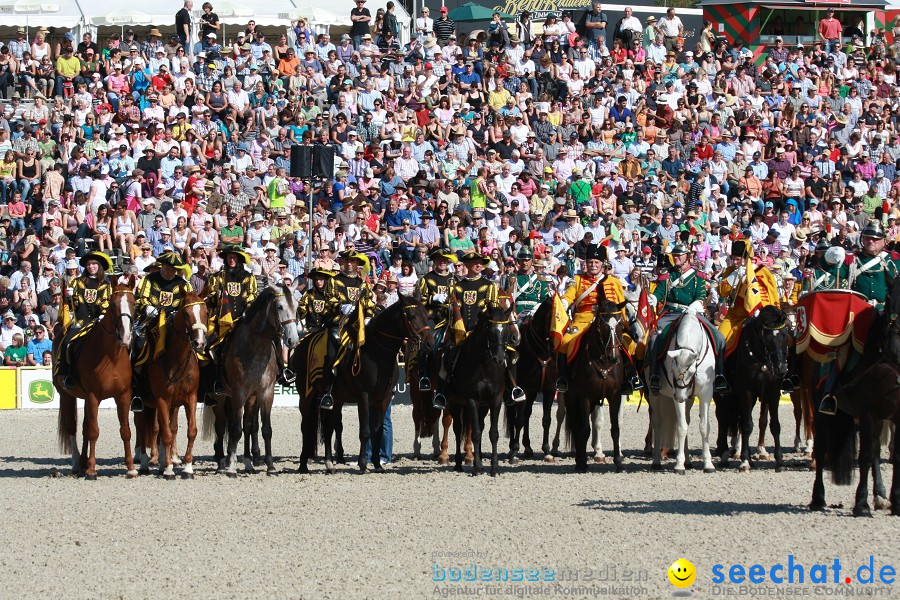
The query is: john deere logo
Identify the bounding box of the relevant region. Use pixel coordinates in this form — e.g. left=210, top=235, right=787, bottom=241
left=29, top=380, right=55, bottom=404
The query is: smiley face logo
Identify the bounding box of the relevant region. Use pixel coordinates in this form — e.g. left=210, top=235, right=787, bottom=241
left=668, top=559, right=696, bottom=589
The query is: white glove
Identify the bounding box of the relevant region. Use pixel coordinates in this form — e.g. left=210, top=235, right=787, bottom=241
left=647, top=295, right=659, bottom=308
left=145, top=305, right=157, bottom=316
left=686, top=300, right=705, bottom=315
left=432, top=293, right=447, bottom=304
left=560, top=299, right=570, bottom=310
left=341, top=303, right=354, bottom=315
left=364, top=317, right=371, bottom=325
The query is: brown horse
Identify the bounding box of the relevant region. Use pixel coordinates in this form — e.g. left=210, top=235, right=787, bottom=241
left=135, top=292, right=207, bottom=479
left=55, top=279, right=137, bottom=479
left=409, top=367, right=473, bottom=465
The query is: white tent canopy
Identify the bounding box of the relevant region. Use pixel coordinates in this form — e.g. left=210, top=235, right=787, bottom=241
left=0, top=0, right=81, bottom=28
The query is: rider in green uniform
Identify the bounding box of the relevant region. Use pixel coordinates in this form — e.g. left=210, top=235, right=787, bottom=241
left=647, top=242, right=729, bottom=394
left=820, top=220, right=898, bottom=414
left=801, top=238, right=850, bottom=294
left=508, top=247, right=552, bottom=319
left=57, top=251, right=114, bottom=390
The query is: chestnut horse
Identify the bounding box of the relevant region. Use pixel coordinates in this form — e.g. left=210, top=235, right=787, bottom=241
left=135, top=292, right=207, bottom=479
left=55, top=279, right=137, bottom=479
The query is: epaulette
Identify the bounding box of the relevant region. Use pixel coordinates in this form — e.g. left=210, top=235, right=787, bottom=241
left=696, top=271, right=708, bottom=280
left=844, top=254, right=854, bottom=265
left=891, top=251, right=899, bottom=261
left=657, top=273, right=669, bottom=281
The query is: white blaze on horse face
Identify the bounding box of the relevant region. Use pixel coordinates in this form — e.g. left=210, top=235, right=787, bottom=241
left=119, top=295, right=132, bottom=347
left=190, top=303, right=205, bottom=347
left=279, top=295, right=301, bottom=348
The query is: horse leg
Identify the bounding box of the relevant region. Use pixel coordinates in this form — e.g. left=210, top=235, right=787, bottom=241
left=114, top=391, right=137, bottom=478
left=873, top=420, right=891, bottom=511
left=412, top=390, right=422, bottom=460
left=854, top=418, right=874, bottom=518
left=673, top=400, right=688, bottom=475
left=768, top=391, right=784, bottom=472
left=251, top=406, right=263, bottom=467
left=181, top=395, right=198, bottom=480
left=357, top=394, right=371, bottom=473
left=739, top=395, right=754, bottom=473
left=809, top=411, right=828, bottom=511
left=450, top=403, right=464, bottom=472
left=214, top=402, right=227, bottom=474
left=541, top=389, right=554, bottom=458
left=82, top=395, right=100, bottom=480
left=224, top=398, right=243, bottom=478
left=467, top=399, right=482, bottom=476
left=791, top=392, right=804, bottom=452
left=57, top=392, right=79, bottom=475
left=489, top=400, right=501, bottom=477
left=297, top=396, right=317, bottom=474
left=755, top=400, right=770, bottom=460
left=439, top=410, right=452, bottom=466
left=431, top=413, right=441, bottom=459
left=157, top=399, right=176, bottom=480
left=521, top=393, right=534, bottom=459
left=334, top=412, right=346, bottom=464
left=549, top=399, right=566, bottom=460
left=322, top=408, right=336, bottom=474
left=259, top=393, right=276, bottom=475
left=650, top=395, right=663, bottom=470
left=242, top=400, right=257, bottom=474
left=891, top=441, right=900, bottom=516
left=609, top=395, right=624, bottom=473
left=370, top=399, right=387, bottom=474
left=506, top=400, right=520, bottom=465
left=698, top=395, right=714, bottom=473
left=591, top=403, right=605, bottom=464
left=644, top=407, right=654, bottom=457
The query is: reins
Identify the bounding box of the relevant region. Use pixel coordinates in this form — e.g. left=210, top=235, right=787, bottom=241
left=97, top=288, right=134, bottom=344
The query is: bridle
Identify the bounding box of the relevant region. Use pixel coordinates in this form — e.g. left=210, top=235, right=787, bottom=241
left=259, top=291, right=296, bottom=341
left=583, top=310, right=622, bottom=377
left=745, top=317, right=787, bottom=375
left=98, top=287, right=134, bottom=345
left=179, top=299, right=208, bottom=340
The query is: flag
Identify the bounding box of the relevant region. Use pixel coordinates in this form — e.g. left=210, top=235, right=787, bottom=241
left=636, top=288, right=656, bottom=345
left=743, top=255, right=763, bottom=316
left=449, top=293, right=467, bottom=345
left=217, top=295, right=234, bottom=338
left=549, top=293, right=569, bottom=352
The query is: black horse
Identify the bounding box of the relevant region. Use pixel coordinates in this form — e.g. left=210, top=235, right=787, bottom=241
left=716, top=306, right=792, bottom=472
left=562, top=298, right=626, bottom=473
left=507, top=296, right=558, bottom=463
left=295, top=294, right=433, bottom=474
left=822, top=279, right=900, bottom=516
left=447, top=303, right=516, bottom=476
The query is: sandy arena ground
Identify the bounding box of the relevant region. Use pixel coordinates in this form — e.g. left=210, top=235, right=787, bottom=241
left=1, top=400, right=899, bottom=600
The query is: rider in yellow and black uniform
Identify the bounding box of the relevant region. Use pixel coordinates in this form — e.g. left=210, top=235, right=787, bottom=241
left=202, top=245, right=258, bottom=398
left=320, top=250, right=377, bottom=409
left=58, top=251, right=114, bottom=390
left=131, top=251, right=194, bottom=412
left=415, top=248, right=456, bottom=398
left=297, top=267, right=338, bottom=332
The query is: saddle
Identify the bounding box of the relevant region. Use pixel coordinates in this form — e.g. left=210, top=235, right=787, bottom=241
left=653, top=314, right=720, bottom=361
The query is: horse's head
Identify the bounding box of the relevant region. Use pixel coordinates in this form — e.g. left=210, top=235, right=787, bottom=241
left=592, top=298, right=624, bottom=362
left=399, top=293, right=434, bottom=353
left=753, top=306, right=790, bottom=379
left=109, top=282, right=136, bottom=348
left=666, top=347, right=698, bottom=401
left=180, top=292, right=208, bottom=353
left=484, top=303, right=514, bottom=364
left=270, top=282, right=301, bottom=349
left=522, top=295, right=555, bottom=357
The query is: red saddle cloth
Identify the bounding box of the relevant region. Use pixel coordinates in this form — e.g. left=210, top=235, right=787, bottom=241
left=795, top=290, right=875, bottom=366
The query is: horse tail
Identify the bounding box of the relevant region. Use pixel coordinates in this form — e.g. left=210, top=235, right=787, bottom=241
left=880, top=419, right=893, bottom=451
left=57, top=399, right=74, bottom=454
left=825, top=410, right=856, bottom=486
left=717, top=393, right=740, bottom=441
left=201, top=404, right=216, bottom=442
left=502, top=401, right=515, bottom=440
left=561, top=398, right=575, bottom=452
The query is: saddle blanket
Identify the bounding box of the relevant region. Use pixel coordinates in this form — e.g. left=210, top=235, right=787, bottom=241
left=795, top=290, right=874, bottom=365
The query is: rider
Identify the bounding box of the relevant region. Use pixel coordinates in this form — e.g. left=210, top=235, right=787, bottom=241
left=801, top=238, right=849, bottom=294
left=508, top=247, right=552, bottom=320
left=431, top=250, right=501, bottom=409
left=296, top=267, right=338, bottom=332
left=555, top=244, right=642, bottom=393
left=415, top=248, right=456, bottom=401
left=320, top=250, right=377, bottom=410
left=202, top=245, right=258, bottom=397
left=647, top=242, right=729, bottom=394
left=717, top=239, right=780, bottom=356
left=820, top=220, right=899, bottom=414
left=57, top=251, right=114, bottom=389
left=130, top=251, right=194, bottom=412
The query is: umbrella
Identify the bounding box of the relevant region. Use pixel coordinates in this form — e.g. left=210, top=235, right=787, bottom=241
left=96, top=8, right=153, bottom=26
left=213, top=1, right=254, bottom=18
left=447, top=2, right=513, bottom=23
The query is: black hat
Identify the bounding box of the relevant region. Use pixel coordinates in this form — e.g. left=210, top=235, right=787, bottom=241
left=731, top=239, right=750, bottom=258
left=585, top=245, right=607, bottom=262
left=459, top=250, right=491, bottom=266
left=515, top=247, right=534, bottom=261
left=79, top=251, right=113, bottom=271
left=309, top=267, right=335, bottom=279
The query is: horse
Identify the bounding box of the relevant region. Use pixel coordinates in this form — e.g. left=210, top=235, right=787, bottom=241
left=716, top=306, right=792, bottom=472
left=447, top=303, right=516, bottom=476
left=295, top=293, right=433, bottom=473
left=205, top=283, right=300, bottom=477
left=645, top=311, right=717, bottom=474
left=134, top=292, right=207, bottom=479
left=560, top=298, right=627, bottom=473
left=55, top=279, right=137, bottom=479
left=507, top=295, right=558, bottom=463
left=409, top=356, right=474, bottom=465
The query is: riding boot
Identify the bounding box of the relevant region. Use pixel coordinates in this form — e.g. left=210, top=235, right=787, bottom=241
left=555, top=354, right=569, bottom=392
left=713, top=358, right=730, bottom=394
left=818, top=393, right=838, bottom=415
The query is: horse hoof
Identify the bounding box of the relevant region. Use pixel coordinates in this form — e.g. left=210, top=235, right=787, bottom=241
left=543, top=455, right=555, bottom=463
left=181, top=472, right=194, bottom=480
left=84, top=473, right=97, bottom=481
left=703, top=467, right=715, bottom=474
left=853, top=505, right=873, bottom=518
left=453, top=465, right=463, bottom=473
left=225, top=471, right=237, bottom=479
left=125, top=470, right=138, bottom=479
left=874, top=497, right=892, bottom=511
left=471, top=470, right=481, bottom=477
left=739, top=465, right=751, bottom=473
left=490, top=470, right=498, bottom=477
left=719, top=460, right=730, bottom=469
left=674, top=468, right=685, bottom=475
left=327, top=467, right=336, bottom=475
left=216, top=468, right=227, bottom=476
left=651, top=463, right=662, bottom=471
left=809, top=501, right=826, bottom=512
left=438, top=457, right=450, bottom=466
left=523, top=448, right=534, bottom=460
left=574, top=465, right=588, bottom=474
left=297, top=465, right=309, bottom=474
left=253, top=458, right=265, bottom=468
left=593, top=456, right=606, bottom=464
left=464, top=459, right=474, bottom=466
left=615, top=463, right=624, bottom=474
left=266, top=469, right=278, bottom=476
left=373, top=466, right=385, bottom=474
left=775, top=466, right=784, bottom=473
left=163, top=473, right=176, bottom=481
left=508, top=456, right=520, bottom=466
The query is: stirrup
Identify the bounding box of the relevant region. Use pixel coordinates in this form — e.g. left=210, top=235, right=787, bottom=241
left=781, top=378, right=794, bottom=393
left=818, top=394, right=838, bottom=416
left=418, top=376, right=432, bottom=392
left=511, top=386, right=526, bottom=403
left=203, top=392, right=218, bottom=406
left=432, top=392, right=447, bottom=410
left=629, top=376, right=644, bottom=391
left=63, top=376, right=77, bottom=390
left=130, top=396, right=143, bottom=413
left=212, top=381, right=226, bottom=395
left=555, top=377, right=568, bottom=392
left=320, top=391, right=335, bottom=410
left=649, top=375, right=662, bottom=394
left=714, top=375, right=730, bottom=394
left=279, top=368, right=296, bottom=385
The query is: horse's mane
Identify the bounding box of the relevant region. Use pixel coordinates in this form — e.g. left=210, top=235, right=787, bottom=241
left=889, top=277, right=900, bottom=315
left=366, top=298, right=404, bottom=331
left=243, top=285, right=277, bottom=323
left=755, top=305, right=786, bottom=330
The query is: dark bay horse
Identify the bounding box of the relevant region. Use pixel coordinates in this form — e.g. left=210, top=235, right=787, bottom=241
left=296, top=293, right=433, bottom=473
left=55, top=279, right=137, bottom=479
left=562, top=298, right=626, bottom=473
left=447, top=303, right=515, bottom=476
left=205, top=284, right=300, bottom=476
left=135, top=292, right=207, bottom=479
left=507, top=295, right=557, bottom=463
left=716, top=306, right=791, bottom=472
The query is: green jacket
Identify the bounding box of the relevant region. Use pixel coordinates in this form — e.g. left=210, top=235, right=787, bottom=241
left=652, top=267, right=709, bottom=312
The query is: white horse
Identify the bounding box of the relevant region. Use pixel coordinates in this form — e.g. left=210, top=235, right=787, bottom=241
left=646, top=312, right=716, bottom=474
